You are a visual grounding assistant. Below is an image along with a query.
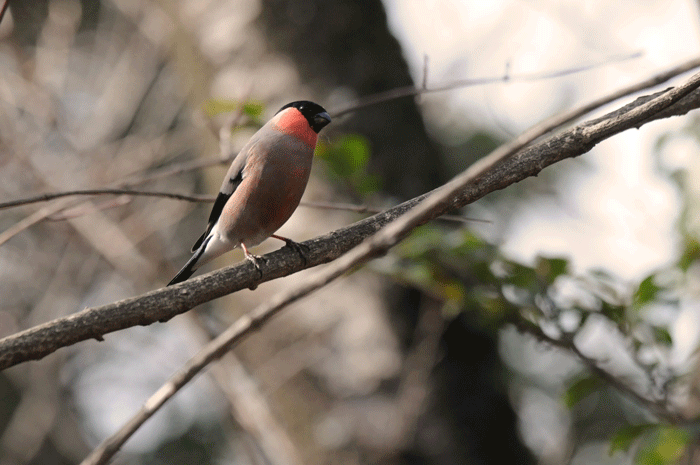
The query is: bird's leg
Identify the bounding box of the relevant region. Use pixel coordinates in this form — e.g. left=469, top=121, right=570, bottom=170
left=271, top=234, right=309, bottom=266
left=241, top=242, right=265, bottom=280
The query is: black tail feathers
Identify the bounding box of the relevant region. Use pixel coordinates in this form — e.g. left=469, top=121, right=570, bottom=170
left=167, top=258, right=197, bottom=285
left=167, top=235, right=211, bottom=286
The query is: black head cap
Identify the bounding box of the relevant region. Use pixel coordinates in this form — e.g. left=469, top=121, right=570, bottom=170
left=277, top=100, right=331, bottom=133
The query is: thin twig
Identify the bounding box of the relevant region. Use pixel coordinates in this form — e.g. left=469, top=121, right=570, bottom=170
left=219, top=98, right=249, bottom=159
left=0, top=189, right=213, bottom=210
left=0, top=147, right=238, bottom=244
left=299, top=200, right=489, bottom=224
left=0, top=0, right=9, bottom=27
left=330, top=51, right=645, bottom=117
left=187, top=314, right=303, bottom=465
left=0, top=156, right=235, bottom=244
left=78, top=69, right=700, bottom=465
left=1, top=190, right=488, bottom=224
left=125, top=154, right=235, bottom=185
left=0, top=199, right=78, bottom=247
left=512, top=320, right=683, bottom=423
left=47, top=196, right=133, bottom=221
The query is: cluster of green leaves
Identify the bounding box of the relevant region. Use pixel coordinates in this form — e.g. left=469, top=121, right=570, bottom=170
left=315, top=135, right=382, bottom=198
left=384, top=225, right=572, bottom=327
left=609, top=424, right=690, bottom=465
left=594, top=117, right=700, bottom=465
left=382, top=221, right=695, bottom=465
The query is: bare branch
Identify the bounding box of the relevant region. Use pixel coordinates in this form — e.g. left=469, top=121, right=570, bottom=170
left=0, top=198, right=78, bottom=247
left=0, top=155, right=235, bottom=244
left=1, top=67, right=699, bottom=374
left=1, top=190, right=484, bottom=224
left=0, top=189, right=213, bottom=210
left=331, top=51, right=649, bottom=117
left=395, top=300, right=444, bottom=447
left=187, top=314, right=303, bottom=465
left=78, top=70, right=700, bottom=464
left=124, top=154, right=235, bottom=185
left=298, top=200, right=490, bottom=224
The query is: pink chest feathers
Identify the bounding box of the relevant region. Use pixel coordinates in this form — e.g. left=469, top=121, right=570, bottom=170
left=273, top=109, right=319, bottom=147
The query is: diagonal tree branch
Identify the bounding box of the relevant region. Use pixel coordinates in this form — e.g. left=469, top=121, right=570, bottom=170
left=1, top=69, right=700, bottom=374
left=79, top=69, right=700, bottom=465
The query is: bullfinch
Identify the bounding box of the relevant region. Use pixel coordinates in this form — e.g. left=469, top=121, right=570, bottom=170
left=168, top=101, right=331, bottom=285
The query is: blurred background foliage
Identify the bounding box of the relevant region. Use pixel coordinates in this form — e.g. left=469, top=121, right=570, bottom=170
left=1, top=1, right=700, bottom=465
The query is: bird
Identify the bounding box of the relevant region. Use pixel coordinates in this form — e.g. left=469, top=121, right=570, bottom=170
left=167, top=100, right=331, bottom=286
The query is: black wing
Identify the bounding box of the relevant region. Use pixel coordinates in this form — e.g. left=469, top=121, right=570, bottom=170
left=190, top=169, right=243, bottom=252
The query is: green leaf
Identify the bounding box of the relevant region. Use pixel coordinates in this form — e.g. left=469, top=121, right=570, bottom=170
left=399, top=225, right=444, bottom=257
left=535, top=256, right=569, bottom=284
left=355, top=173, right=382, bottom=196
left=478, top=294, right=508, bottom=318
left=600, top=301, right=626, bottom=325
left=679, top=238, right=700, bottom=272
left=242, top=101, right=264, bottom=118
left=635, top=426, right=689, bottom=465
left=453, top=231, right=485, bottom=254
left=202, top=99, right=265, bottom=121
left=634, top=275, right=661, bottom=308
left=203, top=98, right=238, bottom=117
left=341, top=135, right=371, bottom=171
left=399, top=262, right=434, bottom=288
left=610, top=424, right=656, bottom=455
left=652, top=327, right=673, bottom=346
left=470, top=261, right=497, bottom=285
left=563, top=375, right=603, bottom=408
left=318, top=134, right=371, bottom=177
left=504, top=262, right=537, bottom=289
left=317, top=135, right=379, bottom=196
left=547, top=258, right=569, bottom=282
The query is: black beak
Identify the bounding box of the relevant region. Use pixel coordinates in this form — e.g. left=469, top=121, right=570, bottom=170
left=313, top=112, right=332, bottom=132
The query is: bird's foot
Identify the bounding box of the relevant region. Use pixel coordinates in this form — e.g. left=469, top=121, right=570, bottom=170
left=272, top=235, right=309, bottom=266
left=245, top=252, right=265, bottom=277
left=241, top=242, right=265, bottom=284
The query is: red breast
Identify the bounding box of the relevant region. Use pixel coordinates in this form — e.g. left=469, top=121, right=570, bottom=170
left=271, top=108, right=319, bottom=147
